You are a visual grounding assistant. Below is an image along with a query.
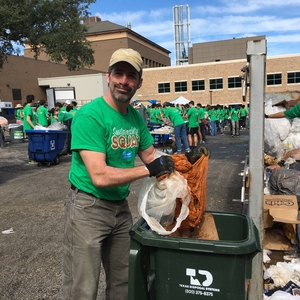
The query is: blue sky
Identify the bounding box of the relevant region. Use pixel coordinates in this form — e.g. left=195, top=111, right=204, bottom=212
left=89, top=0, right=300, bottom=65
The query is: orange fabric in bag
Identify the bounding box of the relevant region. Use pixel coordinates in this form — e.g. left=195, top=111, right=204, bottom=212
left=171, top=154, right=209, bottom=230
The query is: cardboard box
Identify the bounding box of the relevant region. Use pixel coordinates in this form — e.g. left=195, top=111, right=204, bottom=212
left=263, top=228, right=295, bottom=251
left=263, top=195, right=299, bottom=251
left=264, top=195, right=300, bottom=228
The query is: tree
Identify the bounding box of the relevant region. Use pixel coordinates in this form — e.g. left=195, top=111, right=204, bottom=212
left=0, top=0, right=96, bottom=71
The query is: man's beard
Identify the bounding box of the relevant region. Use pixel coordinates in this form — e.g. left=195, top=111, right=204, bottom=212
left=110, top=83, right=135, bottom=103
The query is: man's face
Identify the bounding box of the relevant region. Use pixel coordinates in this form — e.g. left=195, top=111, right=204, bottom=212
left=106, top=62, right=142, bottom=104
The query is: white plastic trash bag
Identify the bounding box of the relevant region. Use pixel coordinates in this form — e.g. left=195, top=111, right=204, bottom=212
left=138, top=171, right=190, bottom=235
left=264, top=99, right=291, bottom=159
left=264, top=290, right=300, bottom=299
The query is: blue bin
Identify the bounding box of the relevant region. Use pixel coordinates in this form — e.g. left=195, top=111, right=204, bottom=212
left=161, top=134, right=171, bottom=143
left=151, top=125, right=161, bottom=147
left=26, top=130, right=69, bottom=164
left=6, top=108, right=15, bottom=115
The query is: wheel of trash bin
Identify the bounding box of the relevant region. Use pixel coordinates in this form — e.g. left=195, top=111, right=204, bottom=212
left=54, top=155, right=60, bottom=165
left=45, top=162, right=51, bottom=167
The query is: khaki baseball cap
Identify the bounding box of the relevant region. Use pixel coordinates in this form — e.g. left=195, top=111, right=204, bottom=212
left=109, top=48, right=143, bottom=73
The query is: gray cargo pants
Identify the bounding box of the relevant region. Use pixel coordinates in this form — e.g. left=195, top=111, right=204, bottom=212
left=62, top=188, right=132, bottom=300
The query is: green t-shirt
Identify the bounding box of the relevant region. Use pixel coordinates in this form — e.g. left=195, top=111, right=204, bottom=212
left=230, top=108, right=240, bottom=121
left=16, top=109, right=23, bottom=121
left=284, top=103, right=300, bottom=119
left=198, top=107, right=206, bottom=120
left=149, top=108, right=162, bottom=124
left=68, top=96, right=154, bottom=200
left=224, top=108, right=230, bottom=119
left=240, top=107, right=248, bottom=117
left=58, top=110, right=73, bottom=123
left=216, top=108, right=225, bottom=121
left=36, top=105, right=49, bottom=126
left=163, top=107, right=185, bottom=127
left=70, top=108, right=77, bottom=116
left=23, top=105, right=34, bottom=132
left=187, top=106, right=199, bottom=128
left=208, top=109, right=218, bottom=121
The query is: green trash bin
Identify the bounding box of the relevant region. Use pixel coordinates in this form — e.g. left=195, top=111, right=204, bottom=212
left=129, top=211, right=261, bottom=300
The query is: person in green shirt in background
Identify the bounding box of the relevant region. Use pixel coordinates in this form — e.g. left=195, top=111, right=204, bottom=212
left=215, top=105, right=224, bottom=134
left=184, top=100, right=200, bottom=149
left=239, top=104, right=248, bottom=130
left=154, top=103, right=163, bottom=126
left=223, top=105, right=230, bottom=129
left=23, top=95, right=35, bottom=136
left=196, top=103, right=206, bottom=143
left=36, top=99, right=49, bottom=127
left=162, top=102, right=191, bottom=154
left=23, top=94, right=37, bottom=164
left=230, top=105, right=240, bottom=137
left=69, top=101, right=78, bottom=116
left=207, top=105, right=218, bottom=136
left=15, top=104, right=24, bottom=124
left=58, top=105, right=73, bottom=156
left=149, top=104, right=162, bottom=128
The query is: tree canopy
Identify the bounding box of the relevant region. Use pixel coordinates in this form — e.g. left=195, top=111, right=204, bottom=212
left=0, top=0, right=96, bottom=70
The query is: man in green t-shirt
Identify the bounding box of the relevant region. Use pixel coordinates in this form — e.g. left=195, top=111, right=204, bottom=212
left=36, top=99, right=49, bottom=127
left=62, top=48, right=174, bottom=300
left=162, top=102, right=191, bottom=154
left=183, top=100, right=199, bottom=149
left=230, top=105, right=240, bottom=137
left=23, top=95, right=35, bottom=134
left=23, top=94, right=37, bottom=164
left=58, top=105, right=73, bottom=156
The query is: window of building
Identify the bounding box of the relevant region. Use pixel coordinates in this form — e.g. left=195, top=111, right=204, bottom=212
left=267, top=73, right=282, bottom=85
left=158, top=82, right=170, bottom=93
left=12, top=89, right=22, bottom=100
left=192, top=79, right=205, bottom=91
left=174, top=81, right=187, bottom=92
left=228, top=77, right=242, bottom=89
left=287, top=71, right=300, bottom=84
left=209, top=78, right=223, bottom=90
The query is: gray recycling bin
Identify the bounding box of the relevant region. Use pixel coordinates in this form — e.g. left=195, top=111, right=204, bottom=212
left=9, top=124, right=24, bottom=143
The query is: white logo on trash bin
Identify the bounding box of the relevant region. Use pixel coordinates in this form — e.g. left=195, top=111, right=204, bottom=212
left=186, top=268, right=213, bottom=286
left=50, top=140, right=56, bottom=150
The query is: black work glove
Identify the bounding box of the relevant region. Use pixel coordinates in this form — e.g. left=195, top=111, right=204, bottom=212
left=146, top=156, right=174, bottom=177
left=265, top=114, right=269, bottom=118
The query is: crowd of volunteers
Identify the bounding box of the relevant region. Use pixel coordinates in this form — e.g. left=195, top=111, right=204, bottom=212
left=15, top=97, right=78, bottom=131
left=144, top=101, right=249, bottom=152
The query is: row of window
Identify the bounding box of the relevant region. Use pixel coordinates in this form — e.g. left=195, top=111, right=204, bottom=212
left=141, top=57, right=166, bottom=68
left=158, top=71, right=300, bottom=93
left=267, top=72, right=300, bottom=85
left=158, top=77, right=243, bottom=93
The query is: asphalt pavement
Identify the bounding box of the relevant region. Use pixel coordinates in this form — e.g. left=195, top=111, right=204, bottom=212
left=0, top=125, right=249, bottom=299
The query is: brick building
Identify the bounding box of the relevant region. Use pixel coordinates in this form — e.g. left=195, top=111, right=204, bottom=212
left=138, top=53, right=300, bottom=106
left=188, top=36, right=266, bottom=64
left=0, top=55, right=98, bottom=108
left=1, top=22, right=299, bottom=109
left=24, top=16, right=171, bottom=72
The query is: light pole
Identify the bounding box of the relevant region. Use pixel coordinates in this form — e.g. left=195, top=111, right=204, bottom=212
left=209, top=90, right=213, bottom=105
